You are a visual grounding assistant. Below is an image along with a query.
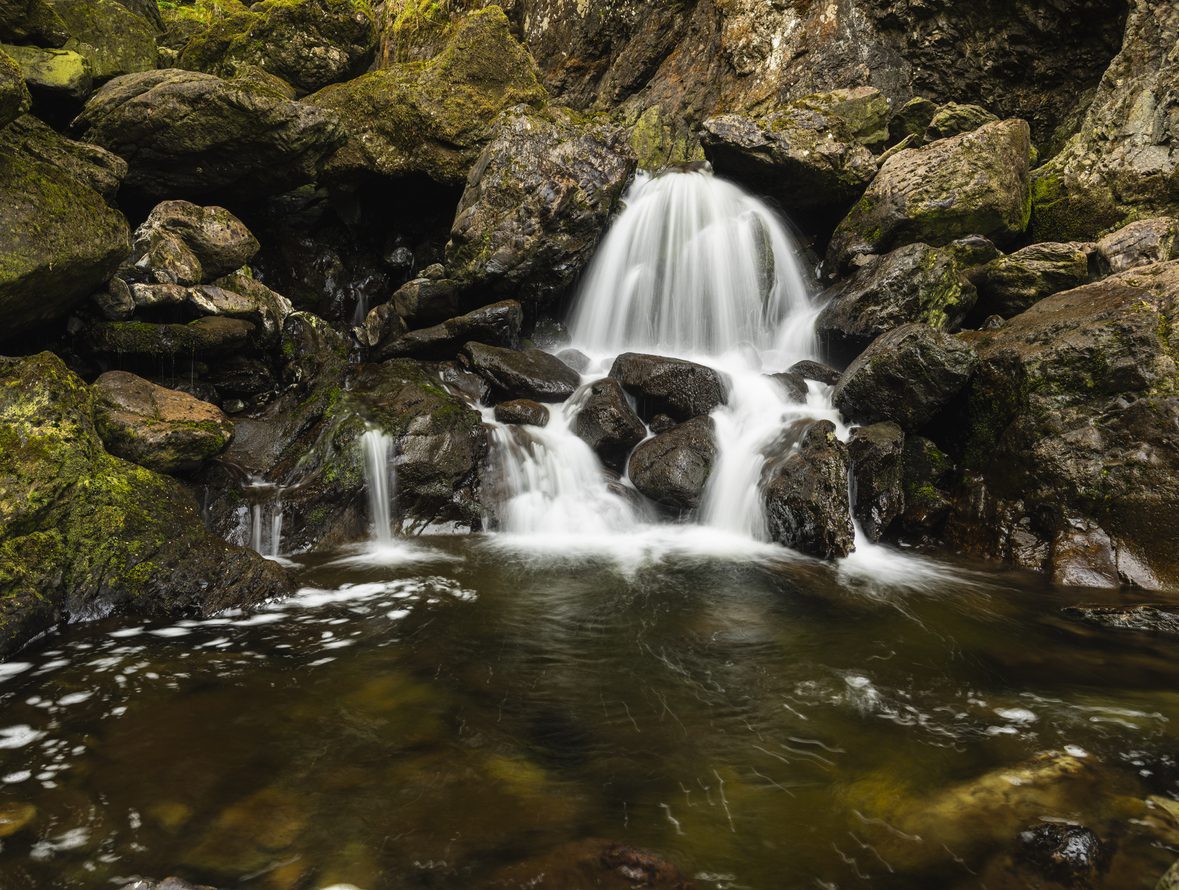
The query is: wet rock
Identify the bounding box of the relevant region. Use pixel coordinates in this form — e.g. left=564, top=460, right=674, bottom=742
left=1061, top=604, right=1179, bottom=636
left=700, top=98, right=878, bottom=216
left=609, top=352, right=726, bottom=423
left=0, top=352, right=290, bottom=659
left=74, top=68, right=343, bottom=204
left=206, top=356, right=275, bottom=402
left=975, top=241, right=1093, bottom=318
left=848, top=422, right=905, bottom=542
left=556, top=347, right=591, bottom=373
left=1159, top=859, right=1179, bottom=890
left=129, top=201, right=260, bottom=284
left=763, top=419, right=855, bottom=559
left=491, top=838, right=695, bottom=889
left=1097, top=217, right=1179, bottom=274
left=87, top=317, right=258, bottom=359
left=309, top=7, right=545, bottom=186
left=391, top=277, right=469, bottom=329
left=446, top=105, right=636, bottom=310
left=94, top=371, right=233, bottom=473
left=377, top=300, right=522, bottom=361
left=628, top=416, right=716, bottom=511
left=571, top=378, right=647, bottom=472
left=833, top=324, right=979, bottom=430
left=494, top=399, right=549, bottom=427
left=1017, top=822, right=1107, bottom=885
left=460, top=342, right=580, bottom=403
left=924, top=101, right=998, bottom=141
left=0, top=113, right=125, bottom=201
left=789, top=359, right=841, bottom=386
left=3, top=43, right=88, bottom=105
left=0, top=802, right=35, bottom=837
left=649, top=413, right=676, bottom=434
left=0, top=122, right=129, bottom=341
left=951, top=260, right=1179, bottom=587
left=828, top=119, right=1032, bottom=271
left=125, top=280, right=292, bottom=345
left=767, top=370, right=808, bottom=402
left=800, top=86, right=892, bottom=149
left=119, top=879, right=217, bottom=890
left=176, top=0, right=376, bottom=95
left=817, top=242, right=977, bottom=361
left=900, top=435, right=954, bottom=537
left=52, top=0, right=157, bottom=82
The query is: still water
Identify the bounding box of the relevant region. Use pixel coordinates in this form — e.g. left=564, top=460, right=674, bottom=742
left=0, top=537, right=1176, bottom=889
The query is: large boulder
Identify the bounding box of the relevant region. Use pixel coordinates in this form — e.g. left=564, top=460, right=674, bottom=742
left=127, top=200, right=260, bottom=284
left=94, top=371, right=234, bottom=473
left=1097, top=217, right=1179, bottom=274
left=50, top=0, right=157, bottom=82
left=459, top=341, right=580, bottom=402
left=1, top=113, right=125, bottom=200
left=816, top=242, right=977, bottom=361
left=123, top=277, right=293, bottom=344
left=0, top=46, right=30, bottom=125
left=848, top=421, right=905, bottom=542
left=608, top=352, right=726, bottom=423
left=762, top=419, right=855, bottom=559
left=833, top=323, right=979, bottom=430
left=0, top=0, right=69, bottom=47
left=0, top=352, right=290, bottom=659
left=0, top=125, right=129, bottom=341
left=975, top=241, right=1093, bottom=318
left=74, top=68, right=344, bottom=203
left=177, top=0, right=376, bottom=95
left=571, top=377, right=647, bottom=473
left=827, top=119, right=1033, bottom=271
left=376, top=300, right=523, bottom=360
left=3, top=43, right=91, bottom=104
left=308, top=7, right=546, bottom=186
left=948, top=260, right=1179, bottom=588
left=628, top=416, right=717, bottom=511
left=446, top=105, right=636, bottom=310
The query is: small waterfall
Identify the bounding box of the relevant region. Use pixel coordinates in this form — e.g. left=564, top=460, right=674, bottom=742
left=361, top=429, right=396, bottom=543
left=245, top=480, right=284, bottom=558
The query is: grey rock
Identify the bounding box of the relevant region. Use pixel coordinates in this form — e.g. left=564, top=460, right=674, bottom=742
left=609, top=352, right=726, bottom=423
left=571, top=377, right=647, bottom=472
left=460, top=342, right=580, bottom=403
left=628, top=416, right=716, bottom=511
left=378, top=300, right=523, bottom=360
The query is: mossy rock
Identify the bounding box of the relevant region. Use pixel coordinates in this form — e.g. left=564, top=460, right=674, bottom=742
left=49, top=0, right=158, bottom=81
left=0, top=352, right=290, bottom=659
left=0, top=46, right=29, bottom=126
left=0, top=0, right=70, bottom=47
left=86, top=316, right=257, bottom=357
left=0, top=113, right=127, bottom=201
left=308, top=5, right=546, bottom=186
left=2, top=42, right=91, bottom=101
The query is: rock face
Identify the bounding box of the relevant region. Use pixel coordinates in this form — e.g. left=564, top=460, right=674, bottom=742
left=827, top=119, right=1032, bottom=271
left=0, top=122, right=129, bottom=340
left=848, top=421, right=905, bottom=542
left=308, top=7, right=545, bottom=186
left=608, top=352, right=726, bottom=423
left=376, top=300, right=523, bottom=360
left=762, top=420, right=855, bottom=559
left=177, top=0, right=377, bottom=95
left=833, top=324, right=979, bottom=430
left=628, top=416, right=716, bottom=510
left=0, top=352, right=290, bottom=659
left=949, top=261, right=1179, bottom=588
left=446, top=105, right=636, bottom=310
left=51, top=0, right=157, bottom=82
left=93, top=371, right=234, bottom=473
left=460, top=342, right=580, bottom=402
left=817, top=242, right=977, bottom=360
left=74, top=68, right=344, bottom=203
left=571, top=377, right=647, bottom=472
left=975, top=241, right=1093, bottom=317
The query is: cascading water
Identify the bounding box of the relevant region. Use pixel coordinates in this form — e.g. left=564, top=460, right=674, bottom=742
left=361, top=428, right=396, bottom=544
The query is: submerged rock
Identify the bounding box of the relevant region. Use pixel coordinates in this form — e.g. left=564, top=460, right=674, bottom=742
left=460, top=342, right=580, bottom=403
left=571, top=378, right=647, bottom=473
left=94, top=371, right=233, bottom=474
left=0, top=352, right=290, bottom=659
left=763, top=420, right=855, bottom=559
left=1016, top=822, right=1108, bottom=887
left=1060, top=604, right=1179, bottom=636
left=848, top=422, right=905, bottom=543
left=608, top=353, right=726, bottom=423
left=975, top=241, right=1094, bottom=318
left=628, top=416, right=716, bottom=511
left=377, top=300, right=523, bottom=361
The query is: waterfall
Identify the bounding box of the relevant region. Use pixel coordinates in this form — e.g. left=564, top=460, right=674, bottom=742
left=245, top=479, right=284, bottom=558
left=361, top=429, right=396, bottom=543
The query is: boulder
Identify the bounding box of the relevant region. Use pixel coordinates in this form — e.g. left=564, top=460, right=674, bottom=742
left=460, top=342, right=580, bottom=403
left=0, top=352, right=290, bottom=659
left=87, top=316, right=257, bottom=358
left=94, top=371, right=234, bottom=473
left=848, top=421, right=905, bottom=542
left=0, top=112, right=125, bottom=200
left=767, top=370, right=808, bottom=402
left=391, top=276, right=469, bottom=328
left=126, top=277, right=293, bottom=344
left=628, top=416, right=716, bottom=511
left=0, top=46, right=31, bottom=124
left=817, top=242, right=977, bottom=361
left=608, top=352, right=726, bottom=423
left=1060, top=604, right=1179, bottom=636
left=50, top=0, right=157, bottom=81
left=1016, top=823, right=1108, bottom=886
left=833, top=324, right=979, bottom=430
left=887, top=96, right=937, bottom=145
left=762, top=419, right=855, bottom=559
left=177, top=0, right=376, bottom=95
left=446, top=105, right=636, bottom=310
left=949, top=260, right=1179, bottom=587
left=494, top=399, right=549, bottom=427
left=789, top=360, right=841, bottom=386
left=377, top=300, right=523, bottom=360
left=1097, top=217, right=1179, bottom=274
left=900, top=434, right=954, bottom=537
left=700, top=101, right=878, bottom=216
left=74, top=68, right=344, bottom=203
left=308, top=7, right=545, bottom=186
left=0, top=0, right=69, bottom=47
left=129, top=200, right=260, bottom=283
left=827, top=119, right=1033, bottom=272
left=924, top=102, right=998, bottom=141
left=570, top=377, right=647, bottom=472
left=975, top=241, right=1094, bottom=317
left=797, top=86, right=891, bottom=149
left=0, top=126, right=129, bottom=340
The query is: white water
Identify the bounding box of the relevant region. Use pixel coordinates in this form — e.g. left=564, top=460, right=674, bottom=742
left=361, top=429, right=396, bottom=544
left=244, top=479, right=284, bottom=559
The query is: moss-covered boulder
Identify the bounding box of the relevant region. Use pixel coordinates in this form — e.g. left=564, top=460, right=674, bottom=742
left=94, top=370, right=234, bottom=473
left=49, top=0, right=158, bottom=81
left=177, top=0, right=376, bottom=95
left=86, top=316, right=258, bottom=358
left=827, top=119, right=1033, bottom=272
left=949, top=260, right=1179, bottom=587
left=924, top=102, right=999, bottom=141
left=1, top=112, right=126, bottom=200
left=446, top=104, right=636, bottom=309
left=74, top=68, right=344, bottom=203
left=0, top=0, right=69, bottom=47
left=0, top=46, right=29, bottom=125
left=0, top=126, right=129, bottom=341
left=308, top=6, right=546, bottom=186
left=0, top=352, right=290, bottom=659
left=975, top=241, right=1094, bottom=317
left=2, top=43, right=90, bottom=102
